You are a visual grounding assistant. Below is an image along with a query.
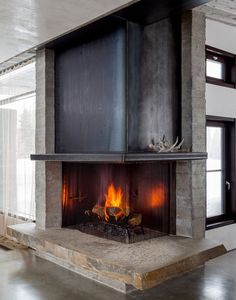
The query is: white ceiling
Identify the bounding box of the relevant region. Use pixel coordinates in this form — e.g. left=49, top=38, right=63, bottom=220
left=198, top=0, right=236, bottom=26
left=1, top=0, right=236, bottom=66
left=0, top=0, right=138, bottom=64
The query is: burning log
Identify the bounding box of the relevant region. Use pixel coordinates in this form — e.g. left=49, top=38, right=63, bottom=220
left=128, top=214, right=142, bottom=226
left=106, top=207, right=122, bottom=217
left=92, top=205, right=104, bottom=219
left=106, top=206, right=130, bottom=221
left=85, top=210, right=91, bottom=216
left=124, top=207, right=130, bottom=217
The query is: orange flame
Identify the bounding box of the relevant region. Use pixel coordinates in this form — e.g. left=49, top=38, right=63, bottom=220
left=104, top=184, right=129, bottom=222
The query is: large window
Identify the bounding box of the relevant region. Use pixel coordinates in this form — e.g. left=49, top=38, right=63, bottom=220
left=206, top=126, right=224, bottom=218
left=206, top=118, right=234, bottom=227
left=0, top=61, right=36, bottom=220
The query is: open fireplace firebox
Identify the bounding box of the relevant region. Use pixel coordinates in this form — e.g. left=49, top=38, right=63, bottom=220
left=62, top=162, right=175, bottom=243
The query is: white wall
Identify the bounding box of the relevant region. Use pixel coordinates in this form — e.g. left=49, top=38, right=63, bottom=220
left=207, top=19, right=236, bottom=54
left=206, top=19, right=236, bottom=119
left=206, top=19, right=236, bottom=250
left=206, top=224, right=236, bottom=251
left=206, top=84, right=236, bottom=118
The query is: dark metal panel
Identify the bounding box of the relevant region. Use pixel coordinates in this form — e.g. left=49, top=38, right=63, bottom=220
left=31, top=153, right=124, bottom=163
left=124, top=152, right=207, bottom=162
left=30, top=152, right=208, bottom=162
left=128, top=17, right=181, bottom=151
left=169, top=163, right=176, bottom=235
left=127, top=22, right=143, bottom=151
left=55, top=21, right=126, bottom=153
left=116, top=0, right=210, bottom=25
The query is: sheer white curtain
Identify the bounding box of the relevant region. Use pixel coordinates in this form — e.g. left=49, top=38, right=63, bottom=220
left=0, top=61, right=36, bottom=235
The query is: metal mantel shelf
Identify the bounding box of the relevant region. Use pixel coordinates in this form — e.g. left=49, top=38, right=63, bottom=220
left=31, top=152, right=207, bottom=163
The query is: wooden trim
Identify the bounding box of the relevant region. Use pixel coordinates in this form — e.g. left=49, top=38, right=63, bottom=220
left=206, top=45, right=236, bottom=89
left=206, top=115, right=235, bottom=123
left=206, top=77, right=235, bottom=89
left=231, top=119, right=236, bottom=216
left=206, top=45, right=235, bottom=58
left=206, top=219, right=235, bottom=230
left=206, top=118, right=236, bottom=224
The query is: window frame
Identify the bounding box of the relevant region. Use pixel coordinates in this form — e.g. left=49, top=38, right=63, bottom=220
left=206, top=45, right=236, bottom=89
left=206, top=121, right=226, bottom=223
left=206, top=116, right=236, bottom=229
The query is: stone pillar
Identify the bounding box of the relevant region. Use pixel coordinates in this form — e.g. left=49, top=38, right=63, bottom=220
left=176, top=10, right=206, bottom=238
left=36, top=49, right=62, bottom=229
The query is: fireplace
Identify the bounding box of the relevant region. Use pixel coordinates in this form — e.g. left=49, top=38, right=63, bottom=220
left=31, top=10, right=207, bottom=240
left=27, top=4, right=209, bottom=250
left=7, top=2, right=212, bottom=293
left=62, top=162, right=175, bottom=243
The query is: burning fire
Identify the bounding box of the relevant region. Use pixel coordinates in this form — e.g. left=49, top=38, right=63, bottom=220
left=87, top=183, right=164, bottom=225
left=104, top=184, right=129, bottom=222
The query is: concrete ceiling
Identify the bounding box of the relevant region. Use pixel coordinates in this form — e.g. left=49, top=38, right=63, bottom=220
left=1, top=0, right=236, bottom=67
left=0, top=0, right=139, bottom=64
left=198, top=0, right=236, bottom=26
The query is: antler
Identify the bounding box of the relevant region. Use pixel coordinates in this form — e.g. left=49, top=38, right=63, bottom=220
left=148, top=136, right=184, bottom=152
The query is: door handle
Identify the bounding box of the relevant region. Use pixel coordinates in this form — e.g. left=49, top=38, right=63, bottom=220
left=226, top=181, right=231, bottom=191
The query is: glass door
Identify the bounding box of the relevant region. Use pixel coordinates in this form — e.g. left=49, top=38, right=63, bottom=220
left=206, top=120, right=232, bottom=225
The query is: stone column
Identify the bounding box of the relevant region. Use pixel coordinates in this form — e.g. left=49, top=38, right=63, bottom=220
left=176, top=10, right=206, bottom=238
left=36, top=49, right=62, bottom=229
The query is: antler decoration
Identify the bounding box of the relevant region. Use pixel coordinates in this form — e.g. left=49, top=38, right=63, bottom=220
left=148, top=135, right=184, bottom=153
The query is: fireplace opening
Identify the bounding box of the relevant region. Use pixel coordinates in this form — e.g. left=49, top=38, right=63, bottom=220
left=62, top=162, right=175, bottom=243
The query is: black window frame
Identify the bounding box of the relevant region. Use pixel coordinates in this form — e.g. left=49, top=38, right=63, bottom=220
left=206, top=116, right=236, bottom=229
left=206, top=45, right=236, bottom=89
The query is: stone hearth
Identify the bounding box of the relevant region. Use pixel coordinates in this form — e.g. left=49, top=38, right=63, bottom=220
left=7, top=223, right=226, bottom=293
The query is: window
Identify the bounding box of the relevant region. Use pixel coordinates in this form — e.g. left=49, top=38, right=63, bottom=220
left=206, top=117, right=235, bottom=227
left=206, top=126, right=224, bottom=218
left=206, top=46, right=235, bottom=88
left=0, top=61, right=36, bottom=220
left=206, top=59, right=223, bottom=80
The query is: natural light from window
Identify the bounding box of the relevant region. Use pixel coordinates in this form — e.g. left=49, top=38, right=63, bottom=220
left=206, top=59, right=223, bottom=80
left=206, top=126, right=224, bottom=218
left=0, top=61, right=36, bottom=221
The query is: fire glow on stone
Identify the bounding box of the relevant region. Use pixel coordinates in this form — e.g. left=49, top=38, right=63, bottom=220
left=149, top=185, right=165, bottom=209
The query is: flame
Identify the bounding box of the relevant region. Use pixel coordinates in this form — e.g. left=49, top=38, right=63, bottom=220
left=104, top=183, right=129, bottom=222
left=149, top=185, right=165, bottom=208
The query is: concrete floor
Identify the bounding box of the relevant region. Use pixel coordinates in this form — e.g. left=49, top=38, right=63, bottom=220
left=0, top=247, right=235, bottom=300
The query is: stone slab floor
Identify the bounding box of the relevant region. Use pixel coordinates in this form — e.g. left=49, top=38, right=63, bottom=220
left=0, top=246, right=235, bottom=300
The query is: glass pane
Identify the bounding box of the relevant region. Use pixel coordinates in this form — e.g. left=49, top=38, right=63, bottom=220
left=207, top=126, right=222, bottom=171
left=206, top=59, right=223, bottom=79
left=0, top=95, right=36, bottom=218
left=207, top=171, right=224, bottom=218
left=0, top=62, right=36, bottom=219
left=0, top=63, right=35, bottom=101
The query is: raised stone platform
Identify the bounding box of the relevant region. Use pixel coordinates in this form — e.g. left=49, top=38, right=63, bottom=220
left=7, top=223, right=226, bottom=293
